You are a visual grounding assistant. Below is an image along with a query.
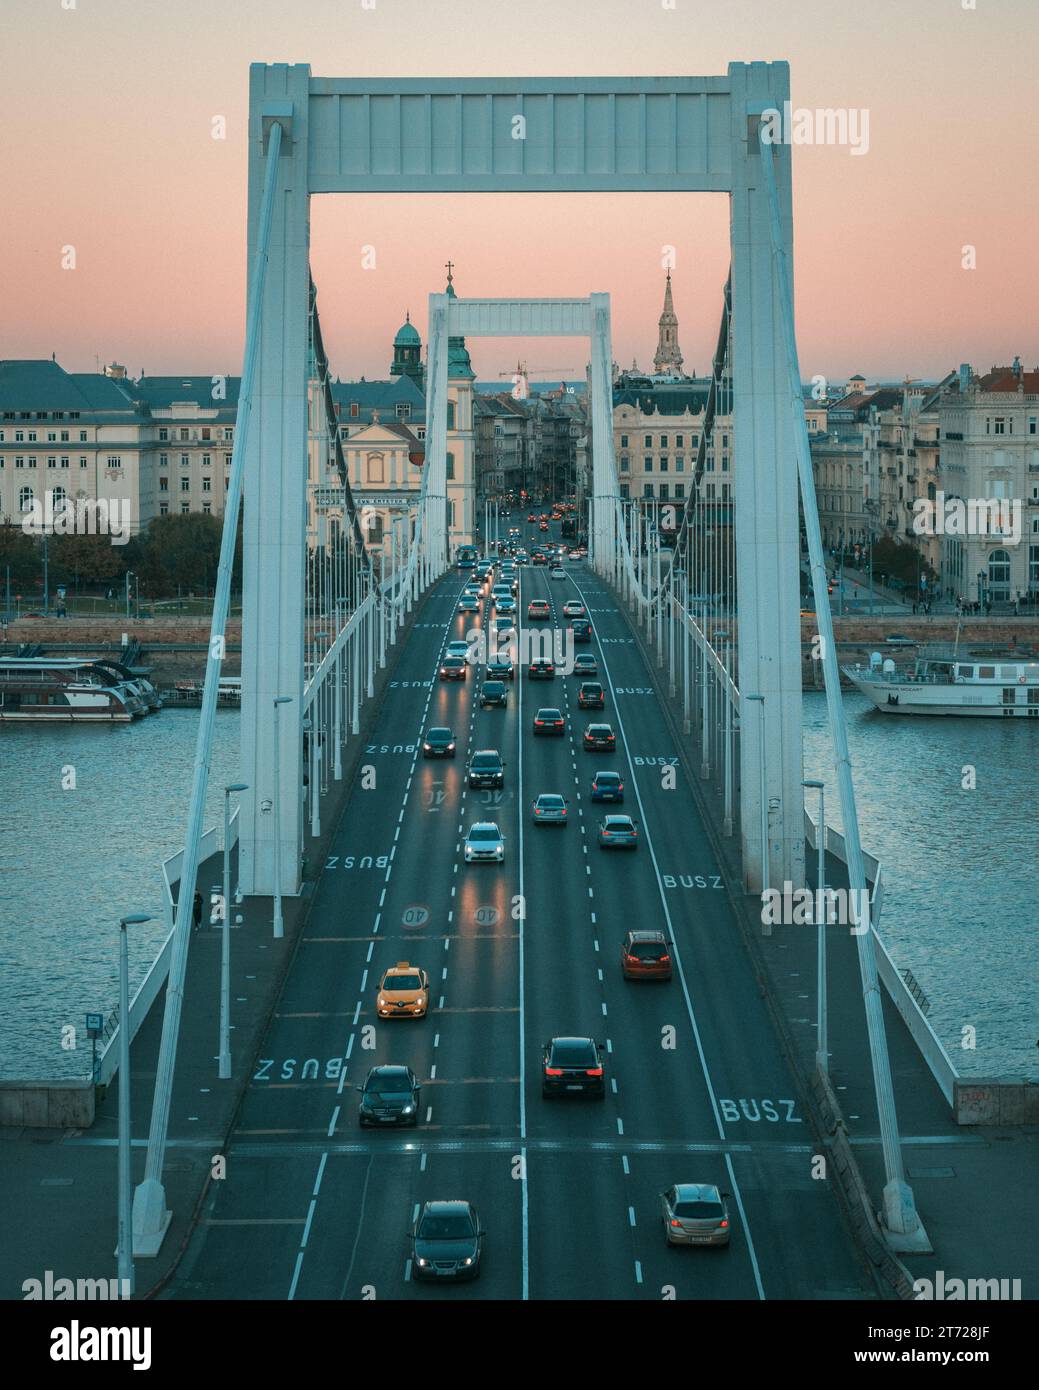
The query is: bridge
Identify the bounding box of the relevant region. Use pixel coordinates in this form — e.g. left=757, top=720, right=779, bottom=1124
left=122, top=61, right=937, bottom=1293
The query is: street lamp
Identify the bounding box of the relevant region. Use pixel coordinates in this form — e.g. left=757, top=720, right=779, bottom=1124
left=272, top=696, right=292, bottom=939
left=803, top=779, right=828, bottom=1074
left=745, top=694, right=769, bottom=905
left=219, top=783, right=248, bottom=1079
left=117, top=912, right=152, bottom=1296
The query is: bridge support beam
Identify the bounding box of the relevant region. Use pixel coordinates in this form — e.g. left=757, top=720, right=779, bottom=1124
left=729, top=61, right=806, bottom=894
left=239, top=64, right=311, bottom=899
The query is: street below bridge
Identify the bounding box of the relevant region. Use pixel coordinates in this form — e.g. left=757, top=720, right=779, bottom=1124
left=166, top=518, right=875, bottom=1302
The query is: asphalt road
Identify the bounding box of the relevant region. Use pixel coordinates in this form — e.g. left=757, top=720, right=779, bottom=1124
left=168, top=517, right=875, bottom=1302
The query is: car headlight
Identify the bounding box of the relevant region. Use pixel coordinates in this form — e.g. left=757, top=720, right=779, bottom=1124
left=402, top=1104, right=414, bottom=1115
left=378, top=997, right=386, bottom=1007
left=417, top=1257, right=428, bottom=1267
left=463, top=1257, right=473, bottom=1266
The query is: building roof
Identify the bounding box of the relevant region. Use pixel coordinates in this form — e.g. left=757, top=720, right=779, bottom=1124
left=393, top=313, right=421, bottom=346
left=975, top=366, right=1039, bottom=394
left=0, top=359, right=138, bottom=415
left=331, top=376, right=426, bottom=423
left=613, top=382, right=710, bottom=415
left=132, top=375, right=241, bottom=410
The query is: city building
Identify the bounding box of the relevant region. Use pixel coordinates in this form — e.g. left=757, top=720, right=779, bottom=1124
left=938, top=361, right=1039, bottom=606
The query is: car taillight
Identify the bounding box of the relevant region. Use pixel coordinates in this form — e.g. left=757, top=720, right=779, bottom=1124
left=545, top=1067, right=563, bottom=1076
left=535, top=720, right=544, bottom=726
left=534, top=808, right=541, bottom=815
left=660, top=954, right=670, bottom=962
left=719, top=1220, right=729, bottom=1229
left=670, top=1218, right=682, bottom=1227
left=586, top=1067, right=603, bottom=1076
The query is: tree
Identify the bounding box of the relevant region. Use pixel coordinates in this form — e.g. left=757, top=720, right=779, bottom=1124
left=0, top=522, right=39, bottom=588
left=127, top=512, right=242, bottom=596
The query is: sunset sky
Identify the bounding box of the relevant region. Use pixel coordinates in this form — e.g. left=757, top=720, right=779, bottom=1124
left=3, top=0, right=1036, bottom=385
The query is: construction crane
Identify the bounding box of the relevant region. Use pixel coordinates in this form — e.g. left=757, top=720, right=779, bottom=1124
left=498, top=362, right=575, bottom=400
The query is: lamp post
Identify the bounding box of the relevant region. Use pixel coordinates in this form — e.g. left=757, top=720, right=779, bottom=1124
left=804, top=779, right=828, bottom=1074
left=118, top=912, right=152, bottom=1295
left=272, top=696, right=292, bottom=939
left=746, top=694, right=769, bottom=902
left=219, top=783, right=248, bottom=1079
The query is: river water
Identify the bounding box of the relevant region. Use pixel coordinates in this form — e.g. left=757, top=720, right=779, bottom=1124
left=1, top=697, right=1035, bottom=1080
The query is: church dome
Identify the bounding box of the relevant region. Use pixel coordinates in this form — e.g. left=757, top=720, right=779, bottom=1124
left=394, top=312, right=421, bottom=346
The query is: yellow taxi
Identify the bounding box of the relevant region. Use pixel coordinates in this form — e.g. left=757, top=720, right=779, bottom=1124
left=376, top=962, right=430, bottom=1019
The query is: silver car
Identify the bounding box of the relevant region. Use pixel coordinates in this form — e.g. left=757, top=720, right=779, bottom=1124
left=660, top=1183, right=732, bottom=1247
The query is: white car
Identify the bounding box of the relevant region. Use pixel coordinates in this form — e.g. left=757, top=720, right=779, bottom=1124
left=464, top=822, right=505, bottom=863
left=562, top=601, right=586, bottom=618
left=550, top=567, right=566, bottom=579
left=446, top=640, right=471, bottom=659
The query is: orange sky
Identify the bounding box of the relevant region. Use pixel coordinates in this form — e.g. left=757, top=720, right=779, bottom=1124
left=2, top=0, right=1036, bottom=383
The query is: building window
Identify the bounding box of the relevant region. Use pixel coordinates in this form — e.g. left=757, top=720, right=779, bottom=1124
left=47, top=432, right=57, bottom=442
left=180, top=454, right=189, bottom=467
left=659, top=457, right=669, bottom=472
left=675, top=457, right=684, bottom=471
left=79, top=456, right=87, bottom=468
left=202, top=476, right=212, bottom=492
left=14, top=430, right=24, bottom=442
left=988, top=548, right=1011, bottom=596
left=181, top=502, right=191, bottom=514
left=446, top=402, right=456, bottom=430
left=619, top=456, right=629, bottom=473
left=644, top=435, right=652, bottom=448
left=160, top=502, right=169, bottom=515
left=674, top=483, right=685, bottom=498
left=643, top=483, right=654, bottom=498
left=28, top=431, right=37, bottom=442
left=79, top=430, right=87, bottom=442
left=1029, top=417, right=1037, bottom=435
left=180, top=428, right=189, bottom=441
left=180, top=477, right=190, bottom=492
left=159, top=477, right=169, bottom=492
left=620, top=434, right=629, bottom=448
left=159, top=453, right=168, bottom=467
left=60, top=456, right=69, bottom=469
left=201, top=454, right=211, bottom=468
left=28, top=456, right=37, bottom=469
left=51, top=486, right=67, bottom=512
left=350, top=402, right=359, bottom=418
left=159, top=428, right=169, bottom=441
left=367, top=452, right=385, bottom=483
left=644, top=456, right=653, bottom=472
left=1029, top=544, right=1039, bottom=593
left=446, top=452, right=455, bottom=480
left=60, top=430, right=69, bottom=442
left=224, top=453, right=232, bottom=466
left=202, top=502, right=212, bottom=514
left=48, top=457, right=57, bottom=469
left=659, top=483, right=669, bottom=500
left=675, top=435, right=684, bottom=448
left=201, top=427, right=211, bottom=441
left=659, top=435, right=667, bottom=448
left=107, top=456, right=122, bottom=469
left=396, top=402, right=411, bottom=420
left=224, top=427, right=233, bottom=441
left=994, top=418, right=1005, bottom=435
left=619, top=483, right=629, bottom=500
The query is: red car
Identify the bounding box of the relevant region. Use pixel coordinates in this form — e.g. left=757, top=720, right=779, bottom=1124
left=439, top=656, right=467, bottom=681
left=621, top=930, right=673, bottom=980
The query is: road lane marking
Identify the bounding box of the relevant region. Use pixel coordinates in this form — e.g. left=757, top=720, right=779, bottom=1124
left=301, top=1198, right=317, bottom=1247
left=288, top=1250, right=305, bottom=1300
left=327, top=1107, right=339, bottom=1137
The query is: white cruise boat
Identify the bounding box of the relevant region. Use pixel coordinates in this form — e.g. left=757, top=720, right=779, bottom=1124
left=843, top=647, right=1039, bottom=717
left=0, top=657, right=147, bottom=721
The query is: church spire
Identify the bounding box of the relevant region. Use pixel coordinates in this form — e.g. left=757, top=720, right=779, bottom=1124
left=653, top=270, right=685, bottom=377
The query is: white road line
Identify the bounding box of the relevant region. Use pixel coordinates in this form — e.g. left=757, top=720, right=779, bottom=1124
left=287, top=1249, right=305, bottom=1300
left=574, top=573, right=767, bottom=1302
left=359, top=969, right=368, bottom=991
left=345, top=1034, right=355, bottom=1059
left=404, top=1258, right=413, bottom=1282
left=313, top=1152, right=328, bottom=1196
left=430, top=1064, right=437, bottom=1079
left=634, top=1260, right=643, bottom=1285
left=351, top=1002, right=361, bottom=1026
left=420, top=1152, right=427, bottom=1172
left=327, top=1106, right=340, bottom=1137
left=621, top=1155, right=630, bottom=1175
left=628, top=1206, right=636, bottom=1227
left=425, top=1106, right=433, bottom=1122
left=301, top=1198, right=317, bottom=1247
left=366, top=941, right=374, bottom=962
left=337, top=1063, right=349, bottom=1095
left=433, top=1033, right=440, bottom=1048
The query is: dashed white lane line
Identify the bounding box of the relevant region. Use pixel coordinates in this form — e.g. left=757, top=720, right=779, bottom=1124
left=425, top=1106, right=433, bottom=1123
left=404, top=1258, right=413, bottom=1282
left=327, top=1107, right=339, bottom=1137
left=634, top=1260, right=643, bottom=1285
left=352, top=1002, right=361, bottom=1026
left=433, top=1033, right=440, bottom=1048
left=628, top=1206, right=637, bottom=1228
left=313, top=1152, right=328, bottom=1195
left=288, top=1251, right=305, bottom=1300
left=621, top=1155, right=630, bottom=1175
left=345, top=1034, right=355, bottom=1060
left=366, top=941, right=374, bottom=962
left=359, top=969, right=368, bottom=992
left=420, top=1152, right=428, bottom=1172
left=438, top=995, right=445, bottom=1009
left=430, top=1064, right=437, bottom=1079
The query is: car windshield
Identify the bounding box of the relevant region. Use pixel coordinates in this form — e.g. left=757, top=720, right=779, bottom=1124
left=538, top=796, right=564, bottom=808
left=366, top=1073, right=410, bottom=1094
left=472, top=754, right=500, bottom=767
left=597, top=773, right=620, bottom=784
left=539, top=710, right=561, bottom=719
left=674, top=1200, right=724, bottom=1219
left=386, top=974, right=422, bottom=991
left=483, top=683, right=504, bottom=694
left=428, top=729, right=451, bottom=740
left=418, top=1211, right=475, bottom=1240
left=629, top=943, right=665, bottom=959
left=550, top=1042, right=597, bottom=1066
left=469, top=827, right=499, bottom=841
left=443, top=657, right=464, bottom=666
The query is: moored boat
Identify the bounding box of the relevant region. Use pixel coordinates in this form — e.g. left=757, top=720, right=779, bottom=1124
left=0, top=657, right=147, bottom=722
left=843, top=646, right=1039, bottom=717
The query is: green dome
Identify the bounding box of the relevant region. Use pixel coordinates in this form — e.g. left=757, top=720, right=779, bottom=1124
left=394, top=312, right=421, bottom=346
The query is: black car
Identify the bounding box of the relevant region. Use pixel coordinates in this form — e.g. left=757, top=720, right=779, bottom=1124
left=411, top=1200, right=484, bottom=1281
left=578, top=681, right=605, bottom=709
left=467, top=749, right=505, bottom=789
left=542, top=1037, right=605, bottom=1098
left=423, top=727, right=456, bottom=758
left=480, top=681, right=508, bottom=708
left=571, top=619, right=592, bottom=643
left=533, top=708, right=565, bottom=736
left=583, top=722, right=616, bottom=751
left=528, top=658, right=555, bottom=679
left=486, top=655, right=514, bottom=681
left=357, top=1065, right=421, bottom=1127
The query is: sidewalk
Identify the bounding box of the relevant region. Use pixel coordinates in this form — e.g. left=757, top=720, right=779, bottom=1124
left=624, top=586, right=1039, bottom=1300
left=0, top=589, right=430, bottom=1302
